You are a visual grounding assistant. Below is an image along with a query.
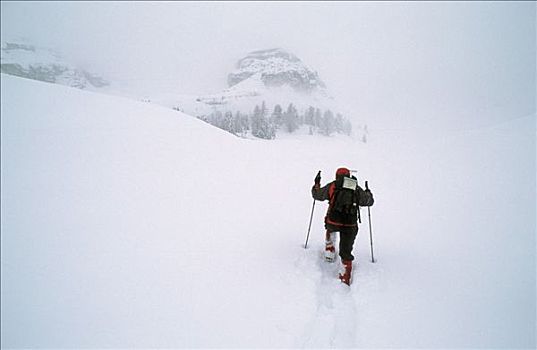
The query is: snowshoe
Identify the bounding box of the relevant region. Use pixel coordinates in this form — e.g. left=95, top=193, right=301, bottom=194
left=324, top=231, right=336, bottom=262
left=324, top=244, right=336, bottom=262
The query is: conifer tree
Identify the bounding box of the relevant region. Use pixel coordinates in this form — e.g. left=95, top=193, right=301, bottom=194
left=261, top=101, right=268, bottom=119
left=241, top=112, right=250, bottom=132
left=321, top=109, right=335, bottom=136
left=271, top=104, right=283, bottom=128
left=283, top=103, right=299, bottom=133
left=314, top=108, right=322, bottom=129
left=250, top=104, right=274, bottom=139
left=223, top=111, right=233, bottom=133
left=335, top=113, right=344, bottom=133
left=233, top=111, right=244, bottom=136
left=343, top=119, right=352, bottom=136
left=251, top=105, right=262, bottom=137
left=305, top=106, right=315, bottom=126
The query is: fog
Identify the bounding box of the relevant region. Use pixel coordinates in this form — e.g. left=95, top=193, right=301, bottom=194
left=1, top=1, right=535, bottom=131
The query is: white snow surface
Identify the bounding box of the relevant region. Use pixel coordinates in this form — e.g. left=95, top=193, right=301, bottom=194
left=1, top=74, right=535, bottom=348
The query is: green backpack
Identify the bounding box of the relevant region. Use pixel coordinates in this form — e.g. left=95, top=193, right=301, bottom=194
left=329, top=175, right=360, bottom=225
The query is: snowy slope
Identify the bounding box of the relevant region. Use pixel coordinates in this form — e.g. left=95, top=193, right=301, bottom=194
left=1, top=74, right=535, bottom=348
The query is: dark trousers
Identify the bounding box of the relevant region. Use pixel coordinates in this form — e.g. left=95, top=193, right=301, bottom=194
left=325, top=223, right=358, bottom=261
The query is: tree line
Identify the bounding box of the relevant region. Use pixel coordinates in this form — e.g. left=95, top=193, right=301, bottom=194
left=190, top=102, right=353, bottom=139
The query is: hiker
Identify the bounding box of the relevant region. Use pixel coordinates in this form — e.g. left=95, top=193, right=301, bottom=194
left=311, top=167, right=374, bottom=285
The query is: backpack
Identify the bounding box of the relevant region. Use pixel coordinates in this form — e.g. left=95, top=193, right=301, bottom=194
left=328, top=175, right=359, bottom=225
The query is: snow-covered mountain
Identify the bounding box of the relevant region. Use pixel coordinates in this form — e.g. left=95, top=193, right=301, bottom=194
left=150, top=48, right=359, bottom=139
left=227, top=48, right=327, bottom=92
left=154, top=48, right=337, bottom=113
left=1, top=74, right=535, bottom=348
left=1, top=41, right=109, bottom=90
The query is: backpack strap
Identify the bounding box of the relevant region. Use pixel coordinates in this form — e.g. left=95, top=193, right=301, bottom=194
left=328, top=182, right=336, bottom=207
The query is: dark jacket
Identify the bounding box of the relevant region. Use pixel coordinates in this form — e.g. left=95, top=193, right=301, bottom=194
left=311, top=180, right=374, bottom=227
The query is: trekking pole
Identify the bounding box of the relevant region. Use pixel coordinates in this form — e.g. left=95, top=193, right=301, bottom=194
left=304, top=198, right=316, bottom=249
left=365, top=181, right=376, bottom=263
left=305, top=171, right=321, bottom=249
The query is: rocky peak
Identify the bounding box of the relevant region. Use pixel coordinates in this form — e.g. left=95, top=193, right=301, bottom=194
left=1, top=41, right=109, bottom=89
left=227, top=48, right=326, bottom=92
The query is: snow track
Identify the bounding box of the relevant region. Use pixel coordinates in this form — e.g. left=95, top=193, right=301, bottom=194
left=297, top=243, right=359, bottom=348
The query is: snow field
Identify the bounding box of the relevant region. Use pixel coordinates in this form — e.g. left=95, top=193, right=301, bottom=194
left=1, top=74, right=535, bottom=348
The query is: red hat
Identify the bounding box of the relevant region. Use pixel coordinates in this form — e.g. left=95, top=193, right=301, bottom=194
left=336, top=167, right=350, bottom=177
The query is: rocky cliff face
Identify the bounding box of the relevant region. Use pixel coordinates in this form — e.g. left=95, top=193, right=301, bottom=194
left=227, top=48, right=326, bottom=92
left=1, top=42, right=108, bottom=89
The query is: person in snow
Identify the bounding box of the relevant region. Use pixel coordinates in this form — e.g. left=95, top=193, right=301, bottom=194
left=311, top=167, right=374, bottom=285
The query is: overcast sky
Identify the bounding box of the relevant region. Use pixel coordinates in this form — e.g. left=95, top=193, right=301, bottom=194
left=1, top=1, right=535, bottom=130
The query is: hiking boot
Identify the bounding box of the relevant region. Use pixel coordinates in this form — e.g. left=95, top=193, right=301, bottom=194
left=339, top=260, right=353, bottom=285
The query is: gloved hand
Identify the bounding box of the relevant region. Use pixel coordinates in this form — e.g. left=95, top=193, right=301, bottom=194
left=363, top=182, right=374, bottom=206
left=314, top=171, right=321, bottom=185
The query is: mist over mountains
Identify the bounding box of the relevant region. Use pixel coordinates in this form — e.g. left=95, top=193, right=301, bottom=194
left=153, top=48, right=363, bottom=140
left=0, top=41, right=364, bottom=140
left=1, top=41, right=109, bottom=90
